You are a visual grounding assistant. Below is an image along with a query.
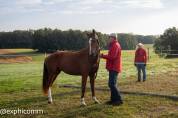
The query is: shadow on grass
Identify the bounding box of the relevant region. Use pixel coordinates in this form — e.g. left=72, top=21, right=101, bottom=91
left=1, top=84, right=177, bottom=110
left=59, top=85, right=178, bottom=102
left=59, top=104, right=104, bottom=118
left=0, top=90, right=80, bottom=109
left=160, top=113, right=178, bottom=118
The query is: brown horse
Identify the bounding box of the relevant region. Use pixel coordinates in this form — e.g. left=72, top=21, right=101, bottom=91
left=43, top=29, right=100, bottom=106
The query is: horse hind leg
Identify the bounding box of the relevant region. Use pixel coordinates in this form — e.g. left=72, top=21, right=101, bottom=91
left=50, top=70, right=61, bottom=87
left=48, top=71, right=61, bottom=104
left=48, top=87, right=52, bottom=104
left=47, top=73, right=55, bottom=104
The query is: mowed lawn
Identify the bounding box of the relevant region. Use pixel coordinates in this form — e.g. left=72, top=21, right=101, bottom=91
left=0, top=47, right=178, bottom=118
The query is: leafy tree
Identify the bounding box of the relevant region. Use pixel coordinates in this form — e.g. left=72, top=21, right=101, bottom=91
left=154, top=27, right=178, bottom=54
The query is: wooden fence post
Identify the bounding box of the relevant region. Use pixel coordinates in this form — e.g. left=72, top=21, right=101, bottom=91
left=147, top=48, right=150, bottom=61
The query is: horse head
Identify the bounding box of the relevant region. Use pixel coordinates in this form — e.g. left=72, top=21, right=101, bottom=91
left=87, top=29, right=100, bottom=57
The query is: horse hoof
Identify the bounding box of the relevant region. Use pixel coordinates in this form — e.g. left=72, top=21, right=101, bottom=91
left=93, top=97, right=100, bottom=104
left=81, top=102, right=87, bottom=106
left=48, top=101, right=53, bottom=104
left=94, top=100, right=100, bottom=104
left=81, top=103, right=87, bottom=106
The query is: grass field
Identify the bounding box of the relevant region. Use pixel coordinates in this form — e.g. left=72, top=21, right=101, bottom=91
left=0, top=46, right=178, bottom=118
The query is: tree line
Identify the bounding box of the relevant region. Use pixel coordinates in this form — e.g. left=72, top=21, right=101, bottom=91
left=0, top=28, right=156, bottom=52
left=154, top=27, right=178, bottom=55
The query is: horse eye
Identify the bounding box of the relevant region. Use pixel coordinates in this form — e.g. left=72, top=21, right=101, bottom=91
left=92, top=40, right=96, bottom=43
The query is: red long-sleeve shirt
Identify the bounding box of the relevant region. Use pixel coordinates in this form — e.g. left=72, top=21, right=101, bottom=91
left=134, top=48, right=147, bottom=64
left=101, top=40, right=122, bottom=73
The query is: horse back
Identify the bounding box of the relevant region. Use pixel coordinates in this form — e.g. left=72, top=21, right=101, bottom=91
left=45, top=51, right=89, bottom=75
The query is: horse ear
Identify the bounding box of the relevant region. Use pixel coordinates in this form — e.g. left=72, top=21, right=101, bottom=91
left=92, top=29, right=96, bottom=34
left=97, top=39, right=100, bottom=45
left=86, top=32, right=90, bottom=37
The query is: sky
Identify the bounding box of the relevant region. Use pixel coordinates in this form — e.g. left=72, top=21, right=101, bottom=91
left=0, top=0, right=178, bottom=35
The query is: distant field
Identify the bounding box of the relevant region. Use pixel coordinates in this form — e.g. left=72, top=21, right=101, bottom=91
left=0, top=47, right=178, bottom=118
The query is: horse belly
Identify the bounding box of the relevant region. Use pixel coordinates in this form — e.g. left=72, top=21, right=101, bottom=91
left=63, top=70, right=81, bottom=75
left=60, top=58, right=82, bottom=75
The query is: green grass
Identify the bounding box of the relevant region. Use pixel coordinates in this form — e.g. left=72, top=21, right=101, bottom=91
left=0, top=48, right=178, bottom=118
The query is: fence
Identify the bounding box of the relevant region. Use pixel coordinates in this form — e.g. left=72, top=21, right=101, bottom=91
left=0, top=50, right=177, bottom=78
left=155, top=49, right=178, bottom=57
left=0, top=50, right=178, bottom=97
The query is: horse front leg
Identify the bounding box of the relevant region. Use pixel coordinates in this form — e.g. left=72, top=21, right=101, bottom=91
left=81, top=75, right=88, bottom=106
left=90, top=74, right=100, bottom=104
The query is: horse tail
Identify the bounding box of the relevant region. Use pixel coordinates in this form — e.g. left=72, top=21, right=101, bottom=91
left=43, top=62, right=49, bottom=95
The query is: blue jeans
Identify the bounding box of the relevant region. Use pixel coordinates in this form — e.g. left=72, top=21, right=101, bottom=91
left=108, top=71, right=122, bottom=102
left=136, top=64, right=146, bottom=81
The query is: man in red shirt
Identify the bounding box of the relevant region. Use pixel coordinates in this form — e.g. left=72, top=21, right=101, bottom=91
left=134, top=43, right=147, bottom=82
left=100, top=33, right=123, bottom=105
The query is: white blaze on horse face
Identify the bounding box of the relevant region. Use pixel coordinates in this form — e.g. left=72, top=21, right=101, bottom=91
left=48, top=88, right=53, bottom=103
left=89, top=38, right=92, bottom=55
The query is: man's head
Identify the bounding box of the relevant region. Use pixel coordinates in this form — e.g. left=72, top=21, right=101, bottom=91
left=137, top=43, right=144, bottom=48
left=108, top=33, right=117, bottom=44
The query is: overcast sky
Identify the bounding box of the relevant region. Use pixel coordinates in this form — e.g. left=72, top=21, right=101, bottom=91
left=0, top=0, right=178, bottom=35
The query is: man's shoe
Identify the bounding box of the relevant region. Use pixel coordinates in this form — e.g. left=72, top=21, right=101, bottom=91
left=105, top=101, right=113, bottom=105
left=112, top=101, right=123, bottom=106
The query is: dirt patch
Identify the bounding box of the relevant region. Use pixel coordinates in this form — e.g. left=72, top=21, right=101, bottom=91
left=0, top=49, right=32, bottom=63
left=94, top=70, right=178, bottom=96
left=0, top=56, right=32, bottom=63
left=0, top=49, right=15, bottom=54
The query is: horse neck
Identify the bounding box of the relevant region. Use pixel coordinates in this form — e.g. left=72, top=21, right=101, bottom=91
left=79, top=47, right=90, bottom=56
left=79, top=46, right=99, bottom=64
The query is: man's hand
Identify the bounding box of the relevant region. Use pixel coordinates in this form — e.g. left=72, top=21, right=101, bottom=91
left=144, top=64, right=146, bottom=67
left=100, top=53, right=104, bottom=58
